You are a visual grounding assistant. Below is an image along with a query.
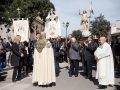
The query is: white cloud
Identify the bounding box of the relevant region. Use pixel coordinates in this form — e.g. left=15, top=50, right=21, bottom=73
left=50, top=0, right=120, bottom=37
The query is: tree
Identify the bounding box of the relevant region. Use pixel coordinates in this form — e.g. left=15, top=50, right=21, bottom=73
left=90, top=14, right=110, bottom=37
left=0, top=0, right=55, bottom=32
left=0, top=0, right=13, bottom=24
left=72, top=30, right=82, bottom=40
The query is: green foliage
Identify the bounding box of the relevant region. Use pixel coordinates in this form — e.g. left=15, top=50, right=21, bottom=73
left=72, top=30, right=82, bottom=40
left=90, top=14, right=110, bottom=37
left=0, top=0, right=13, bottom=24
left=0, top=0, right=55, bottom=25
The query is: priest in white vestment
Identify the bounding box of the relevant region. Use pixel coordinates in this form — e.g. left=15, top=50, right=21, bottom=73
left=94, top=37, right=114, bottom=89
left=45, top=9, right=61, bottom=39
left=32, top=31, right=56, bottom=85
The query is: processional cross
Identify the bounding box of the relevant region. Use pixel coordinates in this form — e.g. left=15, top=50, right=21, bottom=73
left=16, top=7, right=21, bottom=18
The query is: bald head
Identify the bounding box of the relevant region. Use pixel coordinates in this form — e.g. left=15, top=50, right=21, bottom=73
left=40, top=31, right=46, bottom=38
left=99, top=36, right=106, bottom=45
left=71, top=37, right=76, bottom=43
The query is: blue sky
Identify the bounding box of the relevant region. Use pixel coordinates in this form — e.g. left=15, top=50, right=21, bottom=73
left=50, top=0, right=120, bottom=37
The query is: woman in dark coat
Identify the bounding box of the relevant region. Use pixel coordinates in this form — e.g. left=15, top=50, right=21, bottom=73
left=11, top=35, right=23, bottom=82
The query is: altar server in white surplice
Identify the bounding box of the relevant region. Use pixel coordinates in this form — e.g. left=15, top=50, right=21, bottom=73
left=32, top=31, right=56, bottom=86
left=94, top=37, right=114, bottom=89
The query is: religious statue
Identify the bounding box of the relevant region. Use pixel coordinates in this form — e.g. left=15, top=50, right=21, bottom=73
left=45, top=9, right=61, bottom=39
left=79, top=9, right=91, bottom=31
left=79, top=9, right=91, bottom=37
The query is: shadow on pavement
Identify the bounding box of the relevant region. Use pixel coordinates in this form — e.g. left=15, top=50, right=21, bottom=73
left=114, top=85, right=120, bottom=90
left=89, top=77, right=98, bottom=85
left=16, top=70, right=32, bottom=82
left=80, top=72, right=98, bottom=85
left=0, top=71, right=8, bottom=81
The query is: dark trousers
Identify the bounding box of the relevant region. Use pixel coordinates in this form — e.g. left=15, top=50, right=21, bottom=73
left=113, top=53, right=120, bottom=68
left=12, top=66, right=19, bottom=81
left=69, top=60, right=79, bottom=75
left=55, top=57, right=60, bottom=74
left=84, top=61, right=92, bottom=78
left=17, top=61, right=23, bottom=79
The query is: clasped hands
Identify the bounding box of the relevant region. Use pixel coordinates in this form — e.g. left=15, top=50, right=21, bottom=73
left=21, top=53, right=24, bottom=57
left=95, top=55, right=98, bottom=60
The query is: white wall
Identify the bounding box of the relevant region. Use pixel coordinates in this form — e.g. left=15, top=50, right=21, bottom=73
left=111, top=26, right=120, bottom=34
left=0, top=24, right=14, bottom=41
left=116, top=20, right=120, bottom=29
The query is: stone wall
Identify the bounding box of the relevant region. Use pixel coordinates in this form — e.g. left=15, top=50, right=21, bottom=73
left=30, top=16, right=44, bottom=40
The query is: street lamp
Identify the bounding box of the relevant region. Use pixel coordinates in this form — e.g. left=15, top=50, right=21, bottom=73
left=63, top=22, right=69, bottom=47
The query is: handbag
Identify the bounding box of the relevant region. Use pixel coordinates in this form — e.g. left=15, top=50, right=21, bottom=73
left=0, top=64, right=2, bottom=71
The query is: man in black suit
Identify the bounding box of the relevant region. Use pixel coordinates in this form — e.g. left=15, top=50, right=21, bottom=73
left=53, top=36, right=61, bottom=77
left=111, top=37, right=120, bottom=69
left=83, top=36, right=96, bottom=79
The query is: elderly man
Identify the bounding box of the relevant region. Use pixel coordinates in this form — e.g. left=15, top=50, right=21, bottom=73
left=94, top=37, right=114, bottom=89
left=32, top=31, right=56, bottom=86
left=69, top=37, right=81, bottom=77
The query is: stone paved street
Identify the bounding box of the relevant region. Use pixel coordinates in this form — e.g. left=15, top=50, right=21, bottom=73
left=0, top=62, right=120, bottom=90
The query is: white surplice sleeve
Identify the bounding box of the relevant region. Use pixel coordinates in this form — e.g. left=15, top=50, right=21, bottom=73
left=97, top=43, right=111, bottom=60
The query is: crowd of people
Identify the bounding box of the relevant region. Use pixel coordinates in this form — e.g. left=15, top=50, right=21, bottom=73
left=0, top=37, right=13, bottom=68
left=0, top=35, right=34, bottom=80
left=0, top=32, right=120, bottom=89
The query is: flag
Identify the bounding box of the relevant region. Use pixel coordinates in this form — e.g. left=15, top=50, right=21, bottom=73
left=90, top=2, right=94, bottom=15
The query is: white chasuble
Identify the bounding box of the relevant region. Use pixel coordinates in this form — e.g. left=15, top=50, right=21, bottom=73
left=32, top=41, right=56, bottom=85
left=94, top=42, right=114, bottom=85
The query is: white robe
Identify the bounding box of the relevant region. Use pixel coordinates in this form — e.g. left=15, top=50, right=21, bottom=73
left=32, top=41, right=56, bottom=85
left=94, top=42, right=114, bottom=85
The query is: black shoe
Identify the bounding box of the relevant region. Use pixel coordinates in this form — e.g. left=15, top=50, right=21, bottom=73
left=108, top=84, right=113, bottom=87
left=97, top=85, right=107, bottom=89
left=16, top=77, right=21, bottom=81
left=12, top=80, right=16, bottom=83
left=56, top=73, right=59, bottom=77
left=69, top=74, right=72, bottom=77
left=88, top=76, right=92, bottom=79
left=74, top=74, right=78, bottom=77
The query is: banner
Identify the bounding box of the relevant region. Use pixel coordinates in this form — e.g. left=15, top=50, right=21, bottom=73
left=13, top=19, right=29, bottom=42
left=90, top=2, right=94, bottom=15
